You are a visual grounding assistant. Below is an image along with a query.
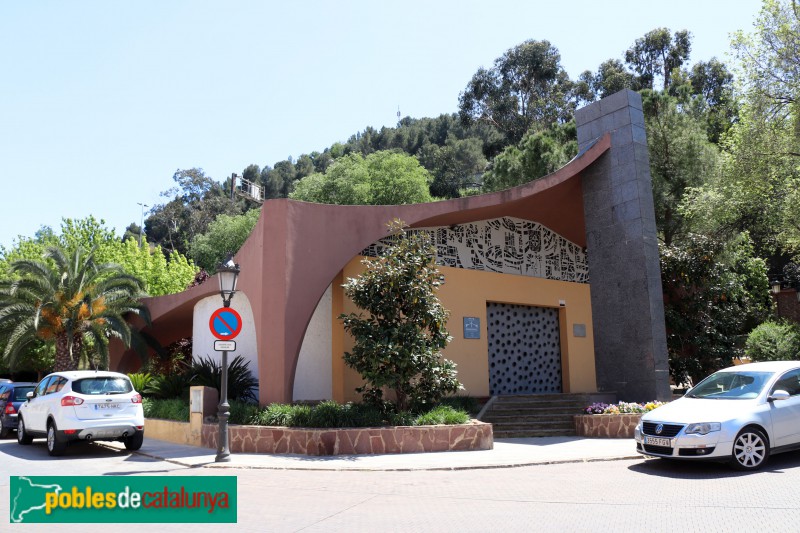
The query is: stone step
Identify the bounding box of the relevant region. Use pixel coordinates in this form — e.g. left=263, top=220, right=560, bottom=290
left=479, top=394, right=617, bottom=439
left=491, top=407, right=585, bottom=416
left=493, top=428, right=577, bottom=438
left=492, top=399, right=595, bottom=408
left=482, top=415, right=576, bottom=425
left=492, top=424, right=575, bottom=435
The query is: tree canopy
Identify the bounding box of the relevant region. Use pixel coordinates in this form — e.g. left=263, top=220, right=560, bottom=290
left=290, top=151, right=433, bottom=205
left=0, top=245, right=150, bottom=371
left=458, top=39, right=577, bottom=145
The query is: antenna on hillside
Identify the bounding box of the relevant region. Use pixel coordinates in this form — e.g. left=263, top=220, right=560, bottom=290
left=397, top=105, right=401, bottom=128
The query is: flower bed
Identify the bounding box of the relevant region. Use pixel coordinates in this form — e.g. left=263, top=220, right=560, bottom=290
left=574, top=401, right=666, bottom=438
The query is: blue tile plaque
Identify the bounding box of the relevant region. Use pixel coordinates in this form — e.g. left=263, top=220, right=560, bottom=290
left=463, top=317, right=480, bottom=339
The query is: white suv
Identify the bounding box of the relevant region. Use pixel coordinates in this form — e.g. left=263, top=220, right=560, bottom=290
left=17, top=371, right=144, bottom=456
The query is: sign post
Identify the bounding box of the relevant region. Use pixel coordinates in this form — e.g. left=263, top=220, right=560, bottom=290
left=209, top=307, right=242, bottom=462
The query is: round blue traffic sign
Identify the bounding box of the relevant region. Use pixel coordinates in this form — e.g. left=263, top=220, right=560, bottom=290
left=209, top=307, right=243, bottom=340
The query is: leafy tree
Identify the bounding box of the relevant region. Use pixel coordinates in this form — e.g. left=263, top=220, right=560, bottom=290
left=340, top=221, right=461, bottom=411
left=624, top=28, right=692, bottom=90
left=592, top=59, right=636, bottom=98
left=731, top=0, right=800, bottom=256
left=661, top=233, right=772, bottom=385
left=241, top=163, right=261, bottom=186
left=643, top=91, right=721, bottom=245
left=290, top=151, right=433, bottom=205
left=145, top=168, right=243, bottom=256
left=189, top=208, right=261, bottom=272
left=689, top=58, right=737, bottom=142
left=419, top=136, right=487, bottom=198
left=681, top=1, right=799, bottom=259
left=122, top=223, right=143, bottom=244
left=0, top=245, right=150, bottom=372
left=1, top=217, right=197, bottom=298
left=458, top=39, right=576, bottom=145
left=0, top=227, right=59, bottom=280
left=732, top=0, right=799, bottom=118
left=294, top=154, right=315, bottom=179
left=97, top=238, right=197, bottom=297
left=745, top=320, right=800, bottom=361
left=365, top=151, right=433, bottom=205
left=482, top=121, right=577, bottom=192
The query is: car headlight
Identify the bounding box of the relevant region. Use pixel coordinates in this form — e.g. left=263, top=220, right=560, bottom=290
left=685, top=422, right=721, bottom=435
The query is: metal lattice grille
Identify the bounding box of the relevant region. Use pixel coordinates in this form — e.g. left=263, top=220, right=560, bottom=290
left=363, top=217, right=589, bottom=283
left=487, top=303, right=562, bottom=395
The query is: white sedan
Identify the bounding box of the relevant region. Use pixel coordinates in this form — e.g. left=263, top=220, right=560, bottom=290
left=635, top=361, right=800, bottom=470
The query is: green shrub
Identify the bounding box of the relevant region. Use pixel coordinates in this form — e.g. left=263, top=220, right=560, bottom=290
left=191, top=355, right=258, bottom=403
left=229, top=400, right=261, bottom=425
left=340, top=402, right=386, bottom=427
left=389, top=411, right=416, bottom=426
left=233, top=401, right=471, bottom=428
left=142, top=397, right=190, bottom=421
left=307, top=400, right=344, bottom=428
left=414, top=405, right=469, bottom=425
left=128, top=372, right=153, bottom=395
left=255, top=403, right=296, bottom=426
left=437, top=395, right=479, bottom=415
left=746, top=321, right=800, bottom=362
left=145, top=373, right=194, bottom=400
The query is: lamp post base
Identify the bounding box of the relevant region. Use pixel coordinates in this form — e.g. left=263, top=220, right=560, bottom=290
left=215, top=349, right=231, bottom=463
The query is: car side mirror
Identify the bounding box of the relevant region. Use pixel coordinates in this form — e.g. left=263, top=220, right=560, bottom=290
left=768, top=390, right=791, bottom=402
left=26, top=391, right=34, bottom=400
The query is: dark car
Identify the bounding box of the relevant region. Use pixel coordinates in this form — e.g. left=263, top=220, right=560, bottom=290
left=0, top=382, right=37, bottom=438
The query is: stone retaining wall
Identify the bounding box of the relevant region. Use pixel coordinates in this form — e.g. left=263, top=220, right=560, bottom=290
left=145, top=418, right=493, bottom=455
left=573, top=414, right=641, bottom=438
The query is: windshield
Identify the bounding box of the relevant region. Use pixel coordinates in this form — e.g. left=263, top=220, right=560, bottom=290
left=687, top=371, right=774, bottom=399
left=73, top=377, right=133, bottom=395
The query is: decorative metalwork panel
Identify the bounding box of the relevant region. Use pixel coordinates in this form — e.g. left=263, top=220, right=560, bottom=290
left=362, top=217, right=588, bottom=283
left=487, top=303, right=562, bottom=395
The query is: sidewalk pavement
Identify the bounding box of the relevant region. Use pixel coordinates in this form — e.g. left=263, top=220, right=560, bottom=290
left=102, top=436, right=641, bottom=471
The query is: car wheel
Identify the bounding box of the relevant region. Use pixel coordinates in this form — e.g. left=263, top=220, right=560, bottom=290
left=124, top=430, right=144, bottom=451
left=730, top=427, right=769, bottom=471
left=0, top=417, right=9, bottom=439
left=46, top=422, right=67, bottom=456
left=17, top=417, right=32, bottom=445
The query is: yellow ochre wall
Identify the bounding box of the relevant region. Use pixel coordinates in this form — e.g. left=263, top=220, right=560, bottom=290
left=331, top=256, right=597, bottom=402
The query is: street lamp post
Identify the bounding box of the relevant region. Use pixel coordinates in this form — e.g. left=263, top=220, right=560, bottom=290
left=137, top=202, right=148, bottom=248
left=215, top=257, right=240, bottom=463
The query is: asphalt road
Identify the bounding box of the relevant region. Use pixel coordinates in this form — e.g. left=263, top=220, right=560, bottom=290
left=2, top=438, right=800, bottom=532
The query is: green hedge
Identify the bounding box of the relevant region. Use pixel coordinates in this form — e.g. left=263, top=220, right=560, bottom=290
left=142, top=398, right=472, bottom=427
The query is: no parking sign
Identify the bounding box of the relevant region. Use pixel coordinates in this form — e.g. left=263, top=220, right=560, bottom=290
left=209, top=307, right=243, bottom=341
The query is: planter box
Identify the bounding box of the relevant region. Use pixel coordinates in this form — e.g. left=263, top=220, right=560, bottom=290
left=573, top=414, right=641, bottom=438
left=144, top=418, right=493, bottom=455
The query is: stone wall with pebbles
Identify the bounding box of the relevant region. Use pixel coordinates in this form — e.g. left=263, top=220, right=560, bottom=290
left=199, top=421, right=493, bottom=455
left=573, top=414, right=641, bottom=438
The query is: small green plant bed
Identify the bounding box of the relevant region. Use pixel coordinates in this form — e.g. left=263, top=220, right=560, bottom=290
left=143, top=398, right=471, bottom=427
left=142, top=397, right=190, bottom=421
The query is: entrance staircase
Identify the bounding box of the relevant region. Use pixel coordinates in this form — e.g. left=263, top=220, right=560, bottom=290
left=478, top=393, right=616, bottom=438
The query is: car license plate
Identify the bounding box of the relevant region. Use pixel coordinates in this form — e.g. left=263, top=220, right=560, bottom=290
left=644, top=436, right=671, bottom=447
left=94, top=403, right=119, bottom=410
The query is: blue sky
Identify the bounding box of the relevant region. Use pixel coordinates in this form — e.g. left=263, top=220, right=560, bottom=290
left=0, top=0, right=762, bottom=250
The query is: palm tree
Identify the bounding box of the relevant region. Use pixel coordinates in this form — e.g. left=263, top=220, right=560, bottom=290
left=0, top=245, right=150, bottom=371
